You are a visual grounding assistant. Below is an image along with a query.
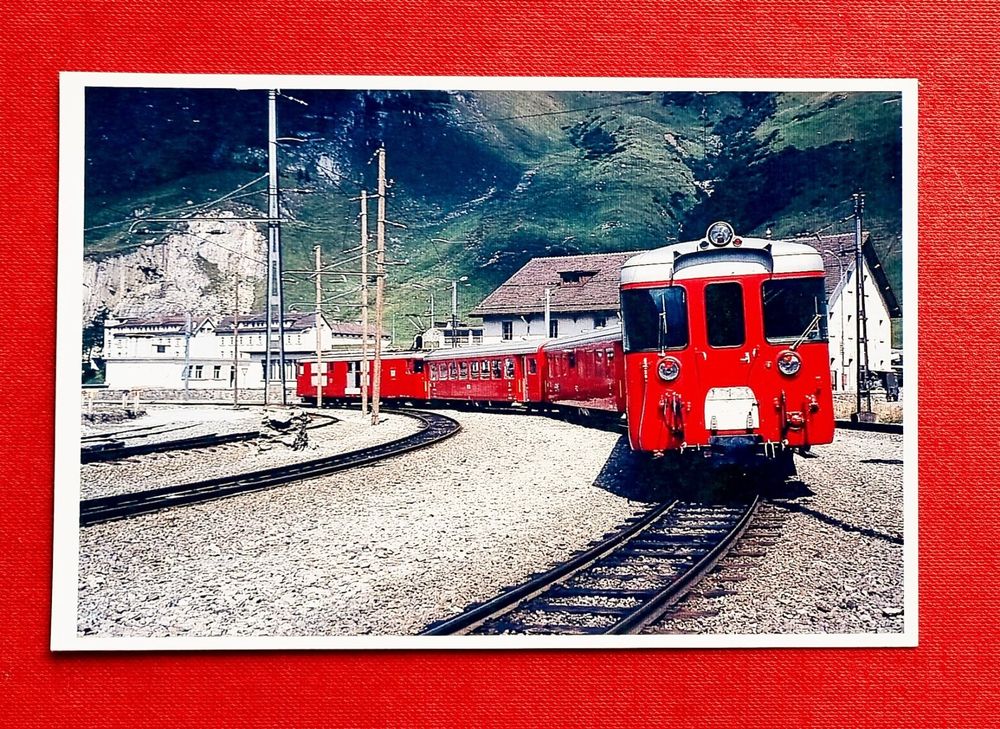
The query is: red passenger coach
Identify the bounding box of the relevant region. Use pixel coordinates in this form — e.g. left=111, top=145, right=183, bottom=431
left=619, top=222, right=835, bottom=471
left=297, top=352, right=428, bottom=404
left=541, top=327, right=625, bottom=415
left=424, top=340, right=546, bottom=405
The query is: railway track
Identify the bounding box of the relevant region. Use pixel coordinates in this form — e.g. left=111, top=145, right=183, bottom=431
left=80, top=410, right=460, bottom=527
left=422, top=495, right=758, bottom=636
left=81, top=413, right=338, bottom=464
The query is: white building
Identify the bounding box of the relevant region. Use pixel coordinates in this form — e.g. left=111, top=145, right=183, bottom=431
left=469, top=251, right=641, bottom=342
left=810, top=232, right=902, bottom=393
left=415, top=321, right=485, bottom=350
left=103, top=312, right=387, bottom=391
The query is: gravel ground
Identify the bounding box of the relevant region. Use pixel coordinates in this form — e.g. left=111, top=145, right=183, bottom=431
left=76, top=412, right=906, bottom=639
left=653, top=429, right=905, bottom=634
left=77, top=410, right=643, bottom=638
left=79, top=408, right=420, bottom=500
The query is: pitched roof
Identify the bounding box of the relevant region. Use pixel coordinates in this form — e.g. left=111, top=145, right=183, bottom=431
left=469, top=251, right=644, bottom=318
left=109, top=314, right=212, bottom=333
left=216, top=311, right=324, bottom=334
left=803, top=232, right=902, bottom=317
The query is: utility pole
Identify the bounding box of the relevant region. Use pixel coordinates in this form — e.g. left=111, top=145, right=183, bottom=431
left=264, top=88, right=287, bottom=406
left=544, top=287, right=552, bottom=339
left=360, top=190, right=370, bottom=416
left=183, top=310, right=191, bottom=399
left=853, top=192, right=873, bottom=420
left=451, top=280, right=459, bottom=348
left=232, top=273, right=240, bottom=408
left=371, top=147, right=386, bottom=425
left=314, top=244, right=324, bottom=408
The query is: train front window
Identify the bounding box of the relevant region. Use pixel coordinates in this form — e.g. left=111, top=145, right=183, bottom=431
left=762, top=278, right=828, bottom=343
left=705, top=282, right=745, bottom=347
left=621, top=286, right=688, bottom=353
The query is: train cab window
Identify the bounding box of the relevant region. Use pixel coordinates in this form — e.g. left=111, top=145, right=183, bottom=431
left=621, top=286, right=688, bottom=352
left=449, top=362, right=458, bottom=380
left=527, top=357, right=537, bottom=375
left=606, top=348, right=614, bottom=361
left=412, top=359, right=424, bottom=373
left=568, top=351, right=576, bottom=368
left=492, top=360, right=502, bottom=379
left=504, top=358, right=515, bottom=379
left=705, top=282, right=745, bottom=348
left=481, top=360, right=490, bottom=379
left=471, top=361, right=479, bottom=375
left=762, top=277, right=829, bottom=343
left=459, top=361, right=469, bottom=379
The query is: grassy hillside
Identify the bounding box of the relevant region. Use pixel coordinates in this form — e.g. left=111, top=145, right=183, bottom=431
left=84, top=89, right=904, bottom=344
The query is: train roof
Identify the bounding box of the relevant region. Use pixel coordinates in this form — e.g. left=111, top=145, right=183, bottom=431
left=300, top=350, right=425, bottom=364
left=423, top=339, right=547, bottom=360
left=541, top=324, right=622, bottom=352
left=621, top=224, right=824, bottom=285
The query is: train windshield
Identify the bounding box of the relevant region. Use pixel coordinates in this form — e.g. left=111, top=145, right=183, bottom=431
left=762, top=277, right=829, bottom=343
left=621, top=286, right=689, bottom=352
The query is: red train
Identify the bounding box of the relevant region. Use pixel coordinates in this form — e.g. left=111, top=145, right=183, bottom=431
left=297, top=222, right=834, bottom=471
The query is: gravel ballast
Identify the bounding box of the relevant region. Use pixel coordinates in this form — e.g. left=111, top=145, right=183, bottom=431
left=653, top=428, right=905, bottom=635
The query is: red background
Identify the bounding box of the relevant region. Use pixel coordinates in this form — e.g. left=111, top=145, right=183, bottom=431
left=4, top=1, right=997, bottom=725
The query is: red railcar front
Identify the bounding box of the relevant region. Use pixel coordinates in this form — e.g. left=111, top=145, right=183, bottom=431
left=619, top=222, right=834, bottom=469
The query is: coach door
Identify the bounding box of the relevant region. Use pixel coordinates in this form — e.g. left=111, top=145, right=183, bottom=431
left=346, top=361, right=361, bottom=394
left=701, top=281, right=759, bottom=432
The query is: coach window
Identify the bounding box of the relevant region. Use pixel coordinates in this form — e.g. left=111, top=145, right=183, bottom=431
left=449, top=362, right=458, bottom=379
left=429, top=363, right=438, bottom=381
left=528, top=357, right=537, bottom=375
left=620, top=286, right=688, bottom=352
left=504, top=358, right=515, bottom=379
left=459, top=361, right=469, bottom=379
left=705, top=282, right=745, bottom=348
left=492, top=360, right=502, bottom=379
left=471, top=361, right=479, bottom=376
left=762, top=278, right=828, bottom=343
left=481, top=359, right=490, bottom=379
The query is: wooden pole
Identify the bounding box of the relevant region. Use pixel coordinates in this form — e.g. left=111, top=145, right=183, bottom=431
left=360, top=190, right=370, bottom=416
left=372, top=147, right=386, bottom=425
left=315, top=244, right=324, bottom=408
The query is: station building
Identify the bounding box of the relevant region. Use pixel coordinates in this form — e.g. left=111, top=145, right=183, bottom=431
left=103, top=312, right=386, bottom=391
left=469, top=251, right=642, bottom=342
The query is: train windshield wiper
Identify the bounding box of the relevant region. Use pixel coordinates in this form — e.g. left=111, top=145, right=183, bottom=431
left=657, top=291, right=668, bottom=353
left=791, top=313, right=822, bottom=350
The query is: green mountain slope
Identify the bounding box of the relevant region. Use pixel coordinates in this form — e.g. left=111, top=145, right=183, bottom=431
left=84, top=89, right=904, bottom=342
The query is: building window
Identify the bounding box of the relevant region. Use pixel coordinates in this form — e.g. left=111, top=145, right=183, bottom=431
left=213, top=365, right=222, bottom=379
left=155, top=344, right=167, bottom=354
left=595, top=315, right=607, bottom=328
left=501, top=321, right=513, bottom=341
left=193, top=365, right=203, bottom=379
left=549, top=319, right=559, bottom=339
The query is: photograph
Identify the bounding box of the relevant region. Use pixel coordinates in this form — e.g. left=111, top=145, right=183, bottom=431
left=53, top=75, right=916, bottom=649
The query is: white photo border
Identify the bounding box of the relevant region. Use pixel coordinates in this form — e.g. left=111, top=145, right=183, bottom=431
left=53, top=73, right=918, bottom=651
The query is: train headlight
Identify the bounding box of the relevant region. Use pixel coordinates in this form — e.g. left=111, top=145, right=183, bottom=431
left=706, top=221, right=735, bottom=247
left=776, top=350, right=802, bottom=376
left=657, top=357, right=681, bottom=382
